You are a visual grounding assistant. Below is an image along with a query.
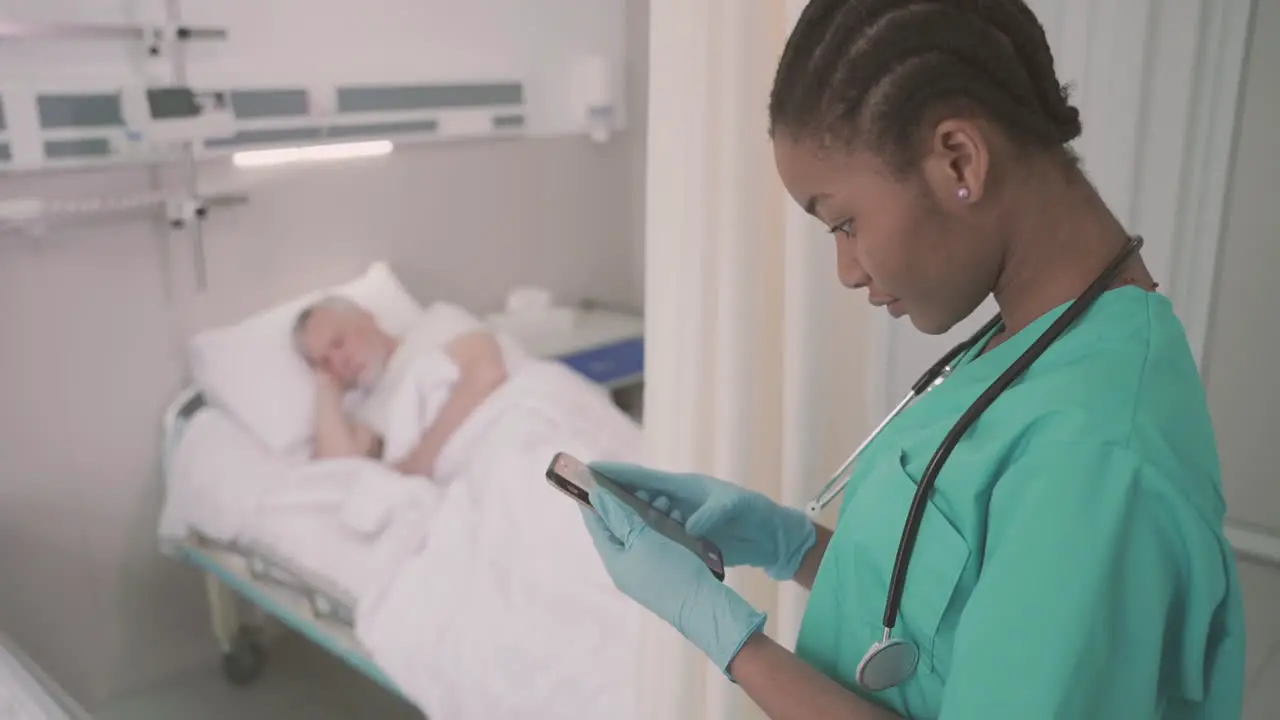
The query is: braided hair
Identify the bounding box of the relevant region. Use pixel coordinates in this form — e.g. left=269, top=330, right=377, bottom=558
left=769, top=0, right=1082, bottom=176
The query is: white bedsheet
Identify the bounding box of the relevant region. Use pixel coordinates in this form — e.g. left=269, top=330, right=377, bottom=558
left=159, top=403, right=444, bottom=605
left=356, top=360, right=647, bottom=720
left=240, top=460, right=444, bottom=603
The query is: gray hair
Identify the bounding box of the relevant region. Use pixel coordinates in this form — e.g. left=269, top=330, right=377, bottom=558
left=292, top=295, right=362, bottom=363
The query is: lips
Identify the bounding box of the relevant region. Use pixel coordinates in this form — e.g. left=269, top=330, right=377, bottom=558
left=869, top=295, right=906, bottom=318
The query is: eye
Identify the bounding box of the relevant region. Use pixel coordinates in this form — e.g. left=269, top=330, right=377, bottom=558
left=828, top=219, right=854, bottom=238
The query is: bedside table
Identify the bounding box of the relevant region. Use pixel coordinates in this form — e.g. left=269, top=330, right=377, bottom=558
left=491, top=308, right=645, bottom=420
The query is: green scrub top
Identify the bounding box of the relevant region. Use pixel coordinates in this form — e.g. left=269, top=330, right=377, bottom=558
left=795, top=287, right=1246, bottom=719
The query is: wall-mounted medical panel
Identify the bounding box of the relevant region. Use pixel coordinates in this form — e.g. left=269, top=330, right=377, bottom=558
left=0, top=86, right=186, bottom=173
left=176, top=0, right=626, bottom=142
left=0, top=87, right=147, bottom=172
left=335, top=83, right=524, bottom=113
left=193, top=79, right=528, bottom=155
left=0, top=77, right=528, bottom=172
left=227, top=89, right=309, bottom=120
left=0, top=0, right=625, bottom=173
left=37, top=92, right=124, bottom=129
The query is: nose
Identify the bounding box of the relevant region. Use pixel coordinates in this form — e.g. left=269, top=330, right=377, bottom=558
left=833, top=235, right=870, bottom=289
left=838, top=256, right=871, bottom=290
left=342, top=351, right=361, bottom=376
left=326, top=350, right=353, bottom=379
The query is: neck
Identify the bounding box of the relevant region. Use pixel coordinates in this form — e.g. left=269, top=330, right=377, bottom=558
left=989, top=160, right=1153, bottom=339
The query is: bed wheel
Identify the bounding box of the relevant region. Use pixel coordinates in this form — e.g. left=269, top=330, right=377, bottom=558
left=221, top=627, right=266, bottom=686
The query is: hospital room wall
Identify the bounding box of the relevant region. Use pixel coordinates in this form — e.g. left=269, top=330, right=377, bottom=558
left=0, top=3, right=650, bottom=710
left=1204, top=0, right=1280, bottom=544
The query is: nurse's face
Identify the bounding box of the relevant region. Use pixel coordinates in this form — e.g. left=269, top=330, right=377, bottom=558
left=772, top=130, right=999, bottom=335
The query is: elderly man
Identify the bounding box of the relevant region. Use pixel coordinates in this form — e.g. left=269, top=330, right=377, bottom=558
left=291, top=296, right=508, bottom=476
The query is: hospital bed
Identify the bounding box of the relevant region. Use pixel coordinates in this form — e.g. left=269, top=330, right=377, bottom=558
left=159, top=305, right=645, bottom=701
left=0, top=631, right=93, bottom=719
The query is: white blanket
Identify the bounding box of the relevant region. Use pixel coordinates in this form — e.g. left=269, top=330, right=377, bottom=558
left=356, top=359, right=648, bottom=720
left=159, top=405, right=444, bottom=604
left=240, top=459, right=444, bottom=603
left=161, top=340, right=652, bottom=719
left=160, top=303, right=526, bottom=601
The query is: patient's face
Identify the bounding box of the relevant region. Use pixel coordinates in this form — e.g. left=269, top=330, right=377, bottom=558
left=299, top=307, right=391, bottom=390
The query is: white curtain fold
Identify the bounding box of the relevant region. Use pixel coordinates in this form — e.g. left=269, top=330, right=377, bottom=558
left=641, top=1, right=877, bottom=718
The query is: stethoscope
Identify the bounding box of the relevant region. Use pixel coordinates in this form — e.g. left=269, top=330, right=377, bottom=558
left=803, top=235, right=1144, bottom=692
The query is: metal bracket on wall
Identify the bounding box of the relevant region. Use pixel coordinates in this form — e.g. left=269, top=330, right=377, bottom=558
left=0, top=18, right=227, bottom=58
left=164, top=191, right=249, bottom=290
left=0, top=7, right=236, bottom=293
left=0, top=189, right=246, bottom=230
left=0, top=188, right=246, bottom=303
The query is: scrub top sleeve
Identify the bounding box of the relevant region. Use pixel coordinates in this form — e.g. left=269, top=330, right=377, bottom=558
left=937, top=444, right=1187, bottom=720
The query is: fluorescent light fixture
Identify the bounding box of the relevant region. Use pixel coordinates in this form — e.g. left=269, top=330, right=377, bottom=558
left=231, top=139, right=393, bottom=168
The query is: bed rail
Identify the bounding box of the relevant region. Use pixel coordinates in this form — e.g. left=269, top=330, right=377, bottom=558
left=156, top=385, right=392, bottom=692
left=189, top=533, right=358, bottom=628
left=174, top=535, right=398, bottom=693
left=159, top=386, right=207, bottom=490
left=162, top=386, right=206, bottom=436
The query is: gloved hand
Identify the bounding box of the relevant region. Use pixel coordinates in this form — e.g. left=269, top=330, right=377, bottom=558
left=589, top=462, right=817, bottom=581
left=582, top=485, right=766, bottom=673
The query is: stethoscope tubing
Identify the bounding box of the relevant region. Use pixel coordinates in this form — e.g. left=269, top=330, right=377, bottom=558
left=804, top=316, right=1000, bottom=519
left=879, top=235, right=1144, bottom=630
left=805, top=317, right=997, bottom=517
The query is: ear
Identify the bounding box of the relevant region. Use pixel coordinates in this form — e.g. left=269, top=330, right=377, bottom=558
left=921, top=118, right=990, bottom=208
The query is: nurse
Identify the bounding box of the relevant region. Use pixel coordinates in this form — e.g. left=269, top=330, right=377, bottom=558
left=579, top=0, right=1247, bottom=718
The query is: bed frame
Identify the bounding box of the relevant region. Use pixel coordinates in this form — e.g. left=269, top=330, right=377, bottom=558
left=160, top=388, right=407, bottom=697
left=159, top=306, right=645, bottom=696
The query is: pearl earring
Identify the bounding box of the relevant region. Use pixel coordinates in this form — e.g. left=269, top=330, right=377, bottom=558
left=957, top=187, right=971, bottom=201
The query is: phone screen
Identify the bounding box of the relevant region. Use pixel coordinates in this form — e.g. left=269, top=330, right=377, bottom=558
left=546, top=452, right=726, bottom=582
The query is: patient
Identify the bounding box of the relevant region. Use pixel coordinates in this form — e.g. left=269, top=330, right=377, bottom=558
left=292, top=296, right=508, bottom=476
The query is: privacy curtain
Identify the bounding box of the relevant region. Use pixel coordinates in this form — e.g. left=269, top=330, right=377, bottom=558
left=640, top=2, right=879, bottom=719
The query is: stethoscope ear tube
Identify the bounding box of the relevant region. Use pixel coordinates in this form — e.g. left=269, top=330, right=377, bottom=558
left=880, top=235, right=1144, bottom=631
left=808, top=314, right=1003, bottom=517
left=911, top=313, right=1002, bottom=396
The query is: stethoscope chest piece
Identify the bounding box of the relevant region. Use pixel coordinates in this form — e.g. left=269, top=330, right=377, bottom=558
left=856, top=630, right=919, bottom=692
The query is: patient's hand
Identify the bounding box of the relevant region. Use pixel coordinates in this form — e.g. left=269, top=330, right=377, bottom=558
left=312, top=368, right=381, bottom=460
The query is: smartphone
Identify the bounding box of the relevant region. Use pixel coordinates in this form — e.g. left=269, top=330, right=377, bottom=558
left=547, top=452, right=726, bottom=582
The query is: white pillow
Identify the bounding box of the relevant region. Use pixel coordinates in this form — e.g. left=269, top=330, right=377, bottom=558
left=399, top=300, right=533, bottom=379
left=188, top=262, right=424, bottom=454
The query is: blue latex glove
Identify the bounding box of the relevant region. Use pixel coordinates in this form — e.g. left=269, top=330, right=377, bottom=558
left=582, top=485, right=766, bottom=673
left=589, top=462, right=817, bottom=581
